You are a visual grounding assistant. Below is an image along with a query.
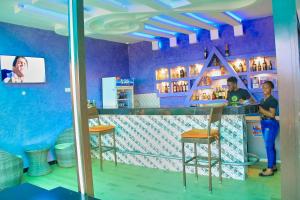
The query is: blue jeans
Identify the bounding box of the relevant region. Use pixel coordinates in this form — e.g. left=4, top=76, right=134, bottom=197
left=261, top=119, right=280, bottom=169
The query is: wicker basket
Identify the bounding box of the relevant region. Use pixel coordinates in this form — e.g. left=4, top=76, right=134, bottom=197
left=25, top=148, right=52, bottom=176
left=55, top=128, right=75, bottom=168
left=55, top=143, right=75, bottom=167
left=0, top=150, right=23, bottom=190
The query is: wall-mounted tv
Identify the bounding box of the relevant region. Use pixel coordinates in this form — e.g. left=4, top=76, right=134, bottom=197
left=0, top=55, right=46, bottom=83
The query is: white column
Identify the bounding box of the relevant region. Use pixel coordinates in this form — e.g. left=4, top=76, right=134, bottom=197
left=68, top=0, right=94, bottom=196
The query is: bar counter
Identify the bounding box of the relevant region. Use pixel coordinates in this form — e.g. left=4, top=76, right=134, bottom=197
left=90, top=105, right=259, bottom=180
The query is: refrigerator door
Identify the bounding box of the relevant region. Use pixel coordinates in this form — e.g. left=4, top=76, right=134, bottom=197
left=102, top=77, right=117, bottom=108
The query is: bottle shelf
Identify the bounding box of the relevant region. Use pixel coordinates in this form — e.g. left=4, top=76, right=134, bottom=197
left=154, top=49, right=278, bottom=103
left=210, top=74, right=231, bottom=81
left=250, top=69, right=277, bottom=76
left=236, top=72, right=248, bottom=76
left=117, top=99, right=128, bottom=101
left=196, top=85, right=212, bottom=90
left=170, top=77, right=189, bottom=81
left=157, top=92, right=188, bottom=97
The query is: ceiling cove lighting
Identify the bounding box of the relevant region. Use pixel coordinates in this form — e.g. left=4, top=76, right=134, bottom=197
left=158, top=0, right=191, bottom=8
left=144, top=25, right=177, bottom=36
left=185, top=13, right=216, bottom=26
left=104, top=0, right=131, bottom=8
left=224, top=11, right=243, bottom=23
left=131, top=32, right=156, bottom=39
left=18, top=3, right=67, bottom=21
left=152, top=16, right=193, bottom=30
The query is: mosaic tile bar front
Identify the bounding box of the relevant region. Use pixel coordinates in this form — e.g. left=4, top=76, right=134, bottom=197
left=90, top=113, right=249, bottom=180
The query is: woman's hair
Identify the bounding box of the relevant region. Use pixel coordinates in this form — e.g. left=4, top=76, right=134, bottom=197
left=12, top=56, right=28, bottom=67
left=263, top=81, right=274, bottom=89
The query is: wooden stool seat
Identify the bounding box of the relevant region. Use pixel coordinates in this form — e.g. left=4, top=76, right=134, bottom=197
left=182, top=129, right=219, bottom=139
left=89, top=125, right=115, bottom=134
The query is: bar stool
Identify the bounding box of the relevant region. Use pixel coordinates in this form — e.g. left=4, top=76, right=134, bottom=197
left=181, top=106, right=224, bottom=191
left=88, top=106, right=117, bottom=171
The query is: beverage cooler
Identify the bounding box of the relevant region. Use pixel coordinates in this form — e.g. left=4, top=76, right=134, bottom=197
left=102, top=77, right=134, bottom=109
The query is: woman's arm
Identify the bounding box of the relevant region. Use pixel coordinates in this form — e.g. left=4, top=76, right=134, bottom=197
left=259, top=106, right=276, bottom=118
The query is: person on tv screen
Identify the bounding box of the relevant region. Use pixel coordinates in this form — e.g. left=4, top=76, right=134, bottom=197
left=1, top=56, right=28, bottom=83
left=226, top=76, right=254, bottom=106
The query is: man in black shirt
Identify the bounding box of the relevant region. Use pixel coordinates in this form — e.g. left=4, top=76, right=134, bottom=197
left=226, top=77, right=252, bottom=106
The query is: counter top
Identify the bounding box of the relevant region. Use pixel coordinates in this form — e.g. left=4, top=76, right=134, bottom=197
left=99, top=105, right=258, bottom=115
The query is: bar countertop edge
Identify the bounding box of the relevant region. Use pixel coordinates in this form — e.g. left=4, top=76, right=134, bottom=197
left=98, top=105, right=259, bottom=115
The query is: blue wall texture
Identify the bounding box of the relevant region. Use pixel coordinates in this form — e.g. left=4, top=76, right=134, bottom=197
left=0, top=22, right=129, bottom=167
left=128, top=16, right=276, bottom=107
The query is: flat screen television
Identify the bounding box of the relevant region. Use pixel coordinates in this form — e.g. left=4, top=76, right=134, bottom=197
left=0, top=55, right=46, bottom=83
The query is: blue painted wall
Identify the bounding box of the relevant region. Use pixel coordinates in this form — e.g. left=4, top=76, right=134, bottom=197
left=128, top=17, right=276, bottom=107
left=0, top=22, right=129, bottom=167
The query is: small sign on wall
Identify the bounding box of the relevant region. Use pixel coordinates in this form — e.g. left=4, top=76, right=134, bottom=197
left=252, top=124, right=262, bottom=136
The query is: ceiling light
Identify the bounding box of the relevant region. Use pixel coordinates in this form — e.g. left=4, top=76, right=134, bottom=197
left=185, top=13, right=216, bottom=26
left=131, top=32, right=156, bottom=39
left=145, top=25, right=177, bottom=35
left=224, top=11, right=242, bottom=23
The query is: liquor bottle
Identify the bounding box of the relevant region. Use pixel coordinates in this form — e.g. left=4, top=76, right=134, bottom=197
left=233, top=64, right=239, bottom=72
left=268, top=60, right=273, bottom=70
left=223, top=88, right=226, bottom=99
left=263, top=57, right=267, bottom=71
left=190, top=66, right=194, bottom=76
left=221, top=88, right=225, bottom=99
left=213, top=57, right=218, bottom=66
left=216, top=58, right=220, bottom=66
left=219, top=88, right=223, bottom=99
left=242, top=62, right=247, bottom=72
left=180, top=69, right=184, bottom=78
left=251, top=59, right=256, bottom=71
left=164, top=84, right=168, bottom=93
left=204, top=48, right=208, bottom=59
left=215, top=87, right=219, bottom=99
left=225, top=44, right=230, bottom=57
left=221, top=66, right=226, bottom=75
left=179, top=83, right=183, bottom=92
left=203, top=93, right=207, bottom=100
left=257, top=61, right=262, bottom=71
left=238, top=63, right=243, bottom=72
left=212, top=91, right=216, bottom=100
left=184, top=82, right=188, bottom=92
left=206, top=76, right=212, bottom=86
left=173, top=83, right=177, bottom=93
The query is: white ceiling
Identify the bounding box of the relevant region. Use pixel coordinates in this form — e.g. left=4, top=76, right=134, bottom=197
left=0, top=0, right=273, bottom=44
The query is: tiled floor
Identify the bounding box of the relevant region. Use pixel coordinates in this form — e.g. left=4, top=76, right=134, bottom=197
left=24, top=159, right=281, bottom=200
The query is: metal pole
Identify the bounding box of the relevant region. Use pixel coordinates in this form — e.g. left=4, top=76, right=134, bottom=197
left=272, top=0, right=300, bottom=199
left=68, top=0, right=94, bottom=196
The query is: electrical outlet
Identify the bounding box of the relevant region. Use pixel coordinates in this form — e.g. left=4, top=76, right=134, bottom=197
left=65, top=88, right=71, bottom=93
